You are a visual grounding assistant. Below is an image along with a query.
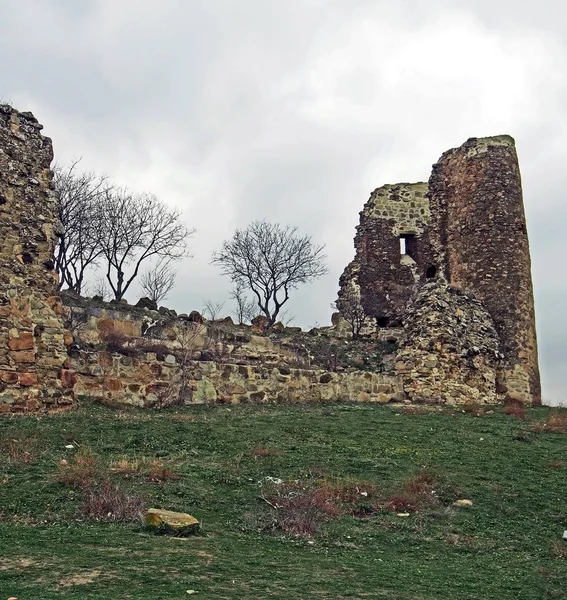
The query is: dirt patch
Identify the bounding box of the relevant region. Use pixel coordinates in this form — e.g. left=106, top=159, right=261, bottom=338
left=58, top=569, right=102, bottom=588
left=0, top=557, right=37, bottom=571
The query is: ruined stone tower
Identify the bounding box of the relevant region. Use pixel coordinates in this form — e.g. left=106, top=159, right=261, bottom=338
left=428, top=136, right=540, bottom=404
left=339, top=135, right=541, bottom=405
left=0, top=105, right=75, bottom=412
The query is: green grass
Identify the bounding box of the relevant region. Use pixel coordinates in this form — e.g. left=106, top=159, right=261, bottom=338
left=1, top=402, right=566, bottom=599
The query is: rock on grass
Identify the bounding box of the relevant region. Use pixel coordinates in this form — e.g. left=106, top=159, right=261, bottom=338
left=144, top=508, right=200, bottom=536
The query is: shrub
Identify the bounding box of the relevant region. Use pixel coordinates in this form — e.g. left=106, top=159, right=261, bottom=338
left=461, top=402, right=485, bottom=417
left=503, top=404, right=526, bottom=420
left=531, top=411, right=567, bottom=434
left=258, top=481, right=340, bottom=536
left=387, top=470, right=443, bottom=513
left=81, top=481, right=144, bottom=522
left=147, top=460, right=178, bottom=484
left=100, top=331, right=137, bottom=356
left=256, top=478, right=378, bottom=536
left=56, top=446, right=99, bottom=487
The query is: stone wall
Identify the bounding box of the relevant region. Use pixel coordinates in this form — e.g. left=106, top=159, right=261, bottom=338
left=395, top=281, right=501, bottom=404
left=339, top=135, right=541, bottom=405
left=0, top=106, right=541, bottom=411
left=428, top=136, right=540, bottom=404
left=339, top=182, right=435, bottom=330
left=63, top=301, right=403, bottom=407
left=0, top=106, right=74, bottom=413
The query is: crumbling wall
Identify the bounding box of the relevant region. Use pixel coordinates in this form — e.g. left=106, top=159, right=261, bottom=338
left=338, top=182, right=435, bottom=329
left=395, top=281, right=501, bottom=404
left=428, top=136, right=540, bottom=404
left=64, top=302, right=403, bottom=407
left=0, top=106, right=75, bottom=412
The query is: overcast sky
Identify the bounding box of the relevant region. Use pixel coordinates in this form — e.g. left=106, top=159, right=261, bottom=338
left=1, top=0, right=565, bottom=405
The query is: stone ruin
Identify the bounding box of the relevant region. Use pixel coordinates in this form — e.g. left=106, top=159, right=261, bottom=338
left=339, top=135, right=540, bottom=405
left=0, top=106, right=75, bottom=412
left=0, top=105, right=541, bottom=413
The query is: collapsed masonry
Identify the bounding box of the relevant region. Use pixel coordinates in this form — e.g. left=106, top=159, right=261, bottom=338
left=339, top=135, right=541, bottom=405
left=0, top=106, right=541, bottom=412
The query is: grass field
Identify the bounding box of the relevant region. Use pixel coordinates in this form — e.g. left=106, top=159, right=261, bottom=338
left=1, top=401, right=566, bottom=599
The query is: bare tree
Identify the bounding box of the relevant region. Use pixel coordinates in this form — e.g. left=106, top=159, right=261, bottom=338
left=230, top=282, right=256, bottom=325
left=53, top=161, right=109, bottom=294
left=332, top=289, right=367, bottom=339
left=140, top=259, right=177, bottom=304
left=202, top=300, right=226, bottom=322
left=212, top=220, right=328, bottom=328
left=98, top=189, right=194, bottom=300
left=85, top=276, right=111, bottom=301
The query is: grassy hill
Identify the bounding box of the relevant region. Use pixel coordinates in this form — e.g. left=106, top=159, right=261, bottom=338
left=1, top=402, right=566, bottom=599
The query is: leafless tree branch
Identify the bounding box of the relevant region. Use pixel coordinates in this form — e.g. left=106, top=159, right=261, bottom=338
left=332, top=289, right=367, bottom=338
left=98, top=188, right=194, bottom=300
left=211, top=220, right=328, bottom=328
left=53, top=160, right=110, bottom=294
left=140, top=259, right=177, bottom=304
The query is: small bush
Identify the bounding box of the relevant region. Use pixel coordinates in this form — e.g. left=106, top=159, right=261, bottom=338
left=147, top=460, right=178, bottom=484
left=461, top=402, right=485, bottom=417
left=100, top=331, right=137, bottom=356
left=531, top=411, right=567, bottom=434
left=387, top=470, right=442, bottom=513
left=81, top=481, right=144, bottom=522
left=258, top=481, right=340, bottom=536
left=251, top=445, right=281, bottom=459
left=503, top=404, right=526, bottom=420
left=256, top=478, right=378, bottom=536
left=56, top=447, right=99, bottom=487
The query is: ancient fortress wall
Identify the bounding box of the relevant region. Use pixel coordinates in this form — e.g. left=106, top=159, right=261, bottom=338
left=339, top=135, right=541, bottom=405
left=64, top=301, right=403, bottom=407
left=0, top=106, right=74, bottom=413
left=428, top=136, right=540, bottom=404
left=0, top=106, right=540, bottom=411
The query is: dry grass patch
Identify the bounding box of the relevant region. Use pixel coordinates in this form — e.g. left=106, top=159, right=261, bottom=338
left=531, top=411, right=567, bottom=434
left=110, top=457, right=179, bottom=483
left=81, top=480, right=145, bottom=522
left=254, top=478, right=378, bottom=536
left=57, top=569, right=102, bottom=588
left=387, top=470, right=449, bottom=514
left=251, top=445, right=282, bottom=459
left=502, top=398, right=526, bottom=420
left=56, top=446, right=100, bottom=487
left=0, top=434, right=38, bottom=464
left=461, top=402, right=485, bottom=417
left=551, top=540, right=567, bottom=559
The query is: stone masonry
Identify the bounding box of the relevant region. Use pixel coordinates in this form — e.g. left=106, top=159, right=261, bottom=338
left=0, top=105, right=75, bottom=412
left=428, top=136, right=540, bottom=404
left=339, top=135, right=541, bottom=405
left=339, top=183, right=435, bottom=330
left=0, top=105, right=541, bottom=411
left=395, top=281, right=501, bottom=405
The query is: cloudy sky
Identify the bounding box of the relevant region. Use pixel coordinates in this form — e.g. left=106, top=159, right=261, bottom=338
left=1, top=0, right=565, bottom=404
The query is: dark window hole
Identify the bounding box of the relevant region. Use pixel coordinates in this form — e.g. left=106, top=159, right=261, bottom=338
left=426, top=265, right=437, bottom=279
